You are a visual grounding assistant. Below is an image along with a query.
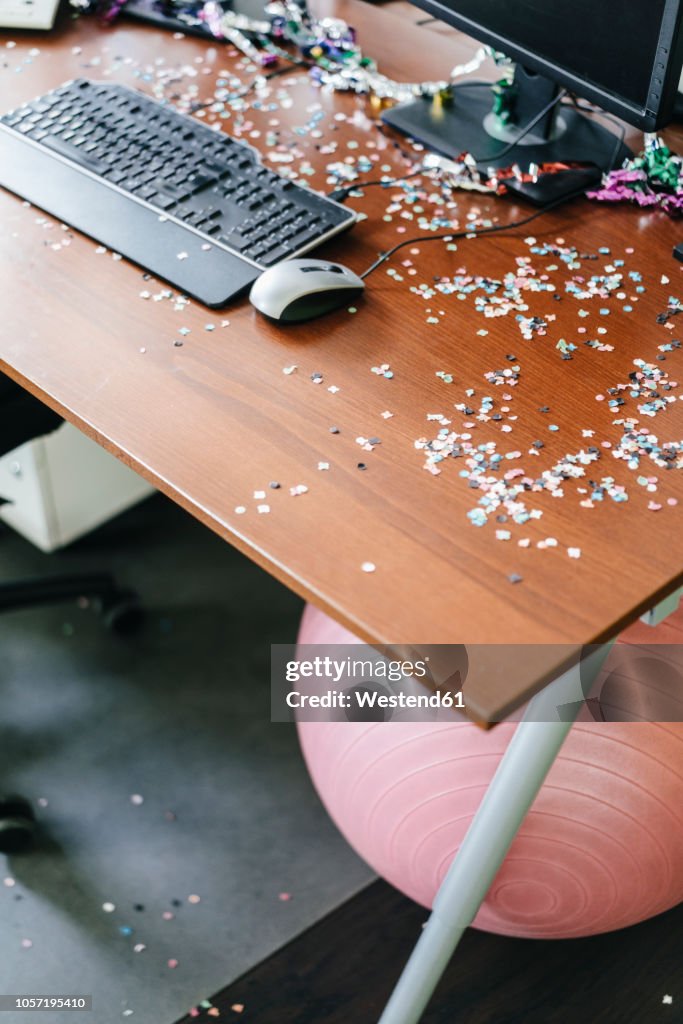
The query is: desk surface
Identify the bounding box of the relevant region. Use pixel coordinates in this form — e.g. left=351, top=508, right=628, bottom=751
left=2, top=1, right=683, bottom=722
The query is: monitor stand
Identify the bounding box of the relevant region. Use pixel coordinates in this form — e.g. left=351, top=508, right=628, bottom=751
left=381, top=65, right=632, bottom=205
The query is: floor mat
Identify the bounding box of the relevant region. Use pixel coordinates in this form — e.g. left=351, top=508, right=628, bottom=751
left=0, top=495, right=373, bottom=1024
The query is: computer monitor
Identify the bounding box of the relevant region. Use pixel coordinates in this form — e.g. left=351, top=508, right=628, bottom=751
left=382, top=0, right=683, bottom=197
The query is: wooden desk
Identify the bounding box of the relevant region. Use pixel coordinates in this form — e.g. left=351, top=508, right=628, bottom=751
left=1, top=2, right=683, bottom=721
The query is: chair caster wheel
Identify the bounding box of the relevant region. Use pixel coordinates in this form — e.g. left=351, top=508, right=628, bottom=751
left=0, top=795, right=36, bottom=854
left=100, top=590, right=144, bottom=635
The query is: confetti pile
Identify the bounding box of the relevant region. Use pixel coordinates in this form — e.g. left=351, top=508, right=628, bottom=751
left=413, top=241, right=683, bottom=560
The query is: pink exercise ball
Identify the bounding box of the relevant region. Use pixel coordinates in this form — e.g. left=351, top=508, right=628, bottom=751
left=296, top=603, right=683, bottom=939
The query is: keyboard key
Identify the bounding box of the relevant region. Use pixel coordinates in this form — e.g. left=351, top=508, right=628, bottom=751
left=41, top=132, right=107, bottom=173
left=151, top=179, right=190, bottom=201
left=259, top=244, right=293, bottom=265
left=186, top=172, right=217, bottom=194
left=222, top=229, right=249, bottom=248
left=287, top=225, right=327, bottom=252
left=149, top=193, right=177, bottom=211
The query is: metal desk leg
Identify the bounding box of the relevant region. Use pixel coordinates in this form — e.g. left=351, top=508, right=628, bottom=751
left=377, top=643, right=614, bottom=1024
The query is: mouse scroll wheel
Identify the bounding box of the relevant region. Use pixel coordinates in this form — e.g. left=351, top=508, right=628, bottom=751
left=300, top=265, right=344, bottom=274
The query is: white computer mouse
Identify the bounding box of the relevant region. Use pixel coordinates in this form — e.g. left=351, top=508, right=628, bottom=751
left=249, top=258, right=365, bottom=323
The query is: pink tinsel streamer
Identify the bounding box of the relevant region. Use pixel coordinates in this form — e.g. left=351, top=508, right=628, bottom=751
left=588, top=167, right=683, bottom=217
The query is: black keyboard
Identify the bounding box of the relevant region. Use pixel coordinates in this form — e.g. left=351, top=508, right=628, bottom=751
left=0, top=79, right=357, bottom=307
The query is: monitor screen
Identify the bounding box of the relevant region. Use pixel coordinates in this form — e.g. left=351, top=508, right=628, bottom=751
left=409, top=0, right=683, bottom=129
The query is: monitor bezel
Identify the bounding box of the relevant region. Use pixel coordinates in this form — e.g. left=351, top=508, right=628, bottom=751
left=407, top=0, right=683, bottom=131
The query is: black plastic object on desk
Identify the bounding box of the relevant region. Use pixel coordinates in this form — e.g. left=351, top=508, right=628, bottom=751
left=503, top=164, right=603, bottom=206
left=121, top=0, right=271, bottom=40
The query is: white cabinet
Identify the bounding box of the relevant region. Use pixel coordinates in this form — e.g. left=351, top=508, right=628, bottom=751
left=0, top=423, right=154, bottom=552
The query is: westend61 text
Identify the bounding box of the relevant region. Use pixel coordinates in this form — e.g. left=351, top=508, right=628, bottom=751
left=286, top=689, right=465, bottom=710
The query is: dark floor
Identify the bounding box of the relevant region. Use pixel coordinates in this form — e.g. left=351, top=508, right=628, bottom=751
left=0, top=495, right=373, bottom=1024
left=178, top=879, right=683, bottom=1024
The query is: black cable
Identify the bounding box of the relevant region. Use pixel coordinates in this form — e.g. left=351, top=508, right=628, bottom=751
left=470, top=88, right=567, bottom=164
left=329, top=90, right=493, bottom=201
left=329, top=83, right=495, bottom=199
left=330, top=84, right=566, bottom=201
left=334, top=86, right=627, bottom=209
left=565, top=94, right=627, bottom=171
left=359, top=186, right=588, bottom=280
left=328, top=168, right=424, bottom=202
left=190, top=57, right=314, bottom=111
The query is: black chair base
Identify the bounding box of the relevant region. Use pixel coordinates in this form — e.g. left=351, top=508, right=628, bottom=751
left=0, top=795, right=37, bottom=854
left=0, top=574, right=143, bottom=634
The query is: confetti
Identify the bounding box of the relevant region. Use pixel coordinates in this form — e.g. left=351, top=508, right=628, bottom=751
left=12, top=45, right=680, bottom=585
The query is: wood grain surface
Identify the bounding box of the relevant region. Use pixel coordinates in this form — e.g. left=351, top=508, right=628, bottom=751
left=1, top=2, right=683, bottom=721
left=175, top=879, right=683, bottom=1024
